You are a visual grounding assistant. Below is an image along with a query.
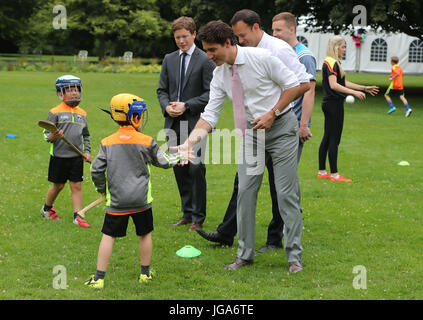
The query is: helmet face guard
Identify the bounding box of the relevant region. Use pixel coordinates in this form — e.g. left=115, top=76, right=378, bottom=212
left=56, top=75, right=82, bottom=107
left=127, top=100, right=148, bottom=131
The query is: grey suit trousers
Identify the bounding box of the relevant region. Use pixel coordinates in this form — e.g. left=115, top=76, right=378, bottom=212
left=236, top=110, right=303, bottom=263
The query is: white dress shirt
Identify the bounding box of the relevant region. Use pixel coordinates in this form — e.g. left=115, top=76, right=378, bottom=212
left=179, top=44, right=195, bottom=75
left=257, top=32, right=312, bottom=84
left=200, top=45, right=300, bottom=129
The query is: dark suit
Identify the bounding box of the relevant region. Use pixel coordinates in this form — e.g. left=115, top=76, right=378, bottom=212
left=157, top=45, right=215, bottom=224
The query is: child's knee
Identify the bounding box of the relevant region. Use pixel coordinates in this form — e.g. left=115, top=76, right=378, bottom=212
left=141, top=232, right=152, bottom=238
left=69, top=181, right=82, bottom=191
left=53, top=183, right=65, bottom=191
left=140, top=232, right=152, bottom=241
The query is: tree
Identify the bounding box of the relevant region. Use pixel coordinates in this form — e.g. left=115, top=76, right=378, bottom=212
left=274, top=0, right=423, bottom=40
left=63, top=0, right=172, bottom=59
left=20, top=0, right=172, bottom=58
left=0, top=0, right=38, bottom=52
left=188, top=0, right=278, bottom=31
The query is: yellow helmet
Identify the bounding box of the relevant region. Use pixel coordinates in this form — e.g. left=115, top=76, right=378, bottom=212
left=109, top=93, right=148, bottom=130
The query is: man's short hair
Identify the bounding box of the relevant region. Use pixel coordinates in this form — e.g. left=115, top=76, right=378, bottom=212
left=172, top=16, right=196, bottom=34
left=272, top=12, right=297, bottom=31
left=197, top=20, right=237, bottom=45
left=230, top=9, right=261, bottom=27
left=391, top=56, right=399, bottom=64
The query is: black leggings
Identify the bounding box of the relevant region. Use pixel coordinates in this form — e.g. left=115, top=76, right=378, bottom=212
left=318, top=100, right=344, bottom=173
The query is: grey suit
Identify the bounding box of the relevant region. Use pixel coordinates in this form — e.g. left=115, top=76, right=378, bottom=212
left=157, top=46, right=215, bottom=224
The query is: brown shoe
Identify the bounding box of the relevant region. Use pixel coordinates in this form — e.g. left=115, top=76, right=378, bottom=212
left=170, top=218, right=192, bottom=226
left=224, top=257, right=253, bottom=270
left=288, top=261, right=303, bottom=273
left=188, top=222, right=202, bottom=231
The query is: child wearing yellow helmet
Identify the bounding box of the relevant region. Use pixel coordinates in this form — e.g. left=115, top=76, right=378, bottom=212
left=85, top=93, right=190, bottom=288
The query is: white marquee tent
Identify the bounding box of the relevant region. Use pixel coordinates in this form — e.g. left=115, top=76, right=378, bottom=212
left=296, top=26, right=423, bottom=74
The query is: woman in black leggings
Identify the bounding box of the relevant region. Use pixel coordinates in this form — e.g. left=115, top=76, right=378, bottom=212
left=318, top=35, right=379, bottom=182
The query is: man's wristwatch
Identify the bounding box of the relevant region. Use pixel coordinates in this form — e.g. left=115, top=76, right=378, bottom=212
left=274, top=108, right=282, bottom=118
left=185, top=103, right=190, bottom=111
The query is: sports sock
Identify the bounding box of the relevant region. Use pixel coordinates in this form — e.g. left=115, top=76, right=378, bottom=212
left=388, top=102, right=395, bottom=109
left=141, top=265, right=150, bottom=276
left=94, top=270, right=106, bottom=281
left=405, top=104, right=410, bottom=110
left=43, top=204, right=53, bottom=212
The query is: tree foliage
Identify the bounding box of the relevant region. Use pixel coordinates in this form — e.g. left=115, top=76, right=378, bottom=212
left=275, top=0, right=423, bottom=40
left=1, top=0, right=422, bottom=58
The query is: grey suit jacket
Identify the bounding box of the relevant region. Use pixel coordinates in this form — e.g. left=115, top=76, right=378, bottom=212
left=157, top=46, right=215, bottom=132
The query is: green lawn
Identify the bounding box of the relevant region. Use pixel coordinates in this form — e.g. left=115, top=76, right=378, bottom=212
left=0, top=71, right=422, bottom=300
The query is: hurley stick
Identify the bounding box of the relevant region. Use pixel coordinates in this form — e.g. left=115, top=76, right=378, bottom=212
left=77, top=195, right=106, bottom=218
left=38, top=120, right=90, bottom=163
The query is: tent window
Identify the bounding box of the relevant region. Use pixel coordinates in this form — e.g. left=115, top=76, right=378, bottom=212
left=370, top=38, right=387, bottom=62
left=409, top=40, right=423, bottom=63
left=297, top=36, right=308, bottom=47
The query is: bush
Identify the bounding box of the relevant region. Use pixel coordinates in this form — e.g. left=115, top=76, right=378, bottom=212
left=0, top=56, right=161, bottom=74
left=24, top=65, right=37, bottom=72
left=101, top=65, right=114, bottom=73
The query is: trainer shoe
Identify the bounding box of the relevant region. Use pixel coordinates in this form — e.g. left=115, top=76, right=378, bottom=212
left=405, top=109, right=413, bottom=117
left=330, top=175, right=352, bottom=182
left=317, top=172, right=331, bottom=179
left=40, top=206, right=60, bottom=221
left=84, top=275, right=104, bottom=289
left=387, top=107, right=396, bottom=114
left=73, top=215, right=91, bottom=228
left=139, top=270, right=154, bottom=283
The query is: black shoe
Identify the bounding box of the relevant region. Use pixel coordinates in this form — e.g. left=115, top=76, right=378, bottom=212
left=257, top=244, right=283, bottom=253
left=196, top=229, right=233, bottom=246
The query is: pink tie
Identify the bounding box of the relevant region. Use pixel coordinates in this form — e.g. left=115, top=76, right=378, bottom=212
left=231, top=64, right=247, bottom=135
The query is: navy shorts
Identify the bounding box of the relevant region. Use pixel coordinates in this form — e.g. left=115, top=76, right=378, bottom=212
left=385, top=88, right=404, bottom=96
left=48, top=156, right=84, bottom=183
left=101, top=208, right=154, bottom=238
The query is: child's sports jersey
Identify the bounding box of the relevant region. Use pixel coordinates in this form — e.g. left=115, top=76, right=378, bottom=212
left=391, top=64, right=404, bottom=90
left=43, top=102, right=91, bottom=158
left=91, top=126, right=183, bottom=215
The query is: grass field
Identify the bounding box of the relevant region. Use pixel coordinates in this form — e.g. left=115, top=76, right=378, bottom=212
left=0, top=71, right=422, bottom=300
